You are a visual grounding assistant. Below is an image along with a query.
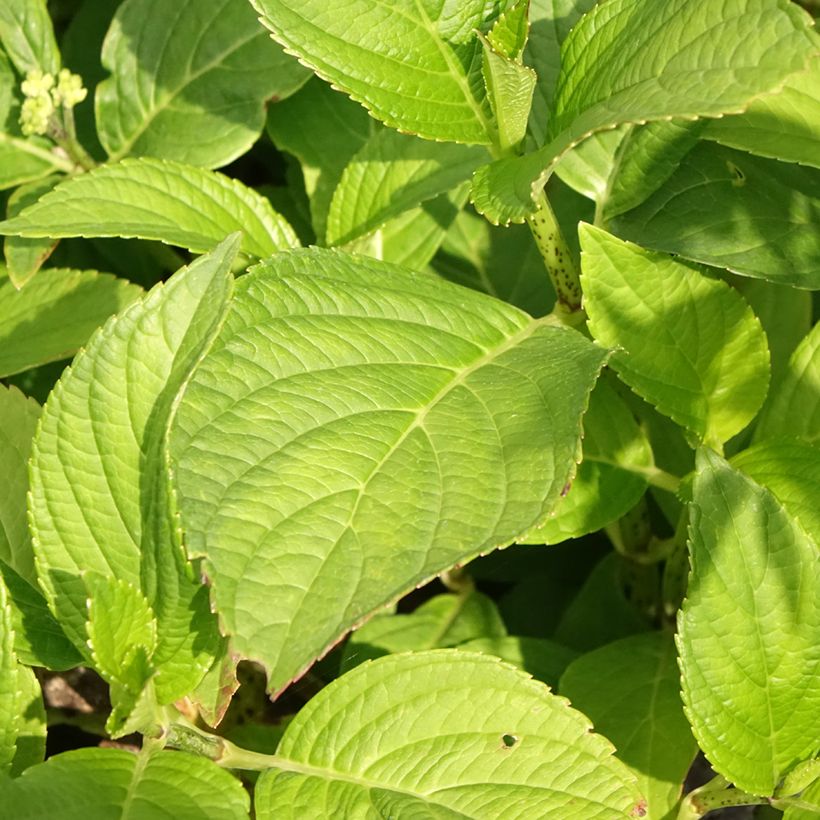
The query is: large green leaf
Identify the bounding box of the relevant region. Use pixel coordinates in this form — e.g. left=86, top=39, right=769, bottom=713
left=326, top=129, right=487, bottom=247
left=250, top=0, right=500, bottom=144
left=703, top=54, right=820, bottom=170
left=611, top=143, right=820, bottom=288
left=0, top=157, right=299, bottom=257
left=254, top=650, right=645, bottom=818
left=266, top=78, right=372, bottom=244
left=755, top=321, right=820, bottom=444
left=0, top=748, right=250, bottom=819
left=170, top=247, right=607, bottom=694
left=29, top=237, right=239, bottom=706
left=96, top=0, right=309, bottom=168
left=581, top=225, right=770, bottom=447
left=0, top=0, right=59, bottom=75
left=0, top=267, right=142, bottom=378
left=561, top=632, right=698, bottom=820
left=471, top=0, right=818, bottom=224
left=678, top=450, right=820, bottom=795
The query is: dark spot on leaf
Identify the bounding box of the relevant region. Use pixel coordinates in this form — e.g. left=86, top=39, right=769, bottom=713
left=561, top=482, right=571, bottom=497
left=501, top=733, right=518, bottom=748
left=727, top=161, right=745, bottom=187
left=631, top=799, right=648, bottom=817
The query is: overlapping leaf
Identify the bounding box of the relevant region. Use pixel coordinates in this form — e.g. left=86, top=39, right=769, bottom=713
left=581, top=225, right=770, bottom=446
left=170, top=247, right=607, bottom=694
left=472, top=0, right=818, bottom=224
left=0, top=157, right=299, bottom=257
left=254, top=651, right=645, bottom=818
left=250, top=0, right=500, bottom=144
left=29, top=238, right=239, bottom=707
left=0, top=0, right=59, bottom=75
left=678, top=451, right=820, bottom=795
left=97, top=0, right=309, bottom=168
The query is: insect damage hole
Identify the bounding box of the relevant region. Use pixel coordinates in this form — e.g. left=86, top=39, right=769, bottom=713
left=501, top=733, right=518, bottom=749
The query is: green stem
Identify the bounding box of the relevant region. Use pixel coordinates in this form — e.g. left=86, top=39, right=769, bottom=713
left=526, top=189, right=583, bottom=313
left=678, top=777, right=768, bottom=819
left=0, top=132, right=74, bottom=173
left=47, top=107, right=96, bottom=173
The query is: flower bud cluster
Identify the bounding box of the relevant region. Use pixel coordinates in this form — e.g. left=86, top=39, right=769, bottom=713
left=19, top=68, right=87, bottom=136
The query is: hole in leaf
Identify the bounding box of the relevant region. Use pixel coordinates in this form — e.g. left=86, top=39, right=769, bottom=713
left=501, top=733, right=518, bottom=748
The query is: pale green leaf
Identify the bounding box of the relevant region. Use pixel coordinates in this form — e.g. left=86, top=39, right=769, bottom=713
left=678, top=450, right=820, bottom=795
left=250, top=0, right=500, bottom=144
left=553, top=128, right=625, bottom=202
left=755, top=321, right=820, bottom=445
left=783, top=777, right=820, bottom=819
left=0, top=748, right=250, bottom=820
left=581, top=225, right=770, bottom=446
left=0, top=267, right=142, bottom=378
left=254, top=650, right=645, bottom=818
left=487, top=0, right=529, bottom=60
left=97, top=0, right=309, bottom=168
left=472, top=0, right=818, bottom=225
left=9, top=663, right=45, bottom=777
left=326, top=129, right=487, bottom=246
left=0, top=157, right=299, bottom=258
left=266, top=78, right=371, bottom=244
left=732, top=440, right=820, bottom=544
left=0, top=573, right=17, bottom=773
left=170, top=247, right=607, bottom=695
left=29, top=238, right=239, bottom=705
left=459, top=635, right=577, bottom=687
left=0, top=385, right=40, bottom=582
left=4, top=175, right=61, bottom=288
left=703, top=54, right=820, bottom=170
left=342, top=590, right=506, bottom=671
left=523, top=374, right=653, bottom=544
left=611, top=143, right=820, bottom=288
left=0, top=0, right=59, bottom=76
left=0, top=137, right=66, bottom=191
left=561, top=632, right=697, bottom=820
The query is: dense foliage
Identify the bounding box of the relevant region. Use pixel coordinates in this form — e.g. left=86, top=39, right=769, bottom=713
left=0, top=0, right=819, bottom=817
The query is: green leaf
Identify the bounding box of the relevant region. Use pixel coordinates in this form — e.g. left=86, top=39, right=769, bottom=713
left=523, top=374, right=653, bottom=544
left=561, top=632, right=698, bottom=820
left=326, top=129, right=487, bottom=246
left=755, top=321, right=820, bottom=445
left=29, top=237, right=239, bottom=705
left=8, top=662, right=46, bottom=777
left=0, top=0, right=59, bottom=76
left=581, top=225, right=770, bottom=446
left=96, top=0, right=309, bottom=168
left=4, top=175, right=62, bottom=287
left=488, top=0, right=529, bottom=60
left=170, top=247, right=607, bottom=695
left=266, top=78, right=371, bottom=244
left=0, top=157, right=299, bottom=258
left=678, top=450, right=820, bottom=795
left=703, top=54, right=820, bottom=170
left=553, top=128, right=625, bottom=202
left=250, top=0, right=499, bottom=144
left=472, top=0, right=818, bottom=224
left=731, top=440, right=820, bottom=544
left=611, top=143, right=820, bottom=288
left=254, top=650, right=644, bottom=818
left=783, top=777, right=820, bottom=819
left=480, top=33, right=536, bottom=154
left=1, top=748, right=250, bottom=819
left=341, top=590, right=506, bottom=671
left=0, top=137, right=64, bottom=191
left=0, top=267, right=142, bottom=378
left=0, top=385, right=40, bottom=582
left=460, top=634, right=577, bottom=687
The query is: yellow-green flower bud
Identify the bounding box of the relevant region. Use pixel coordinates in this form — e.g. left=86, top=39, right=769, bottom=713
left=51, top=69, right=87, bottom=108
left=20, top=93, right=55, bottom=136
left=21, top=69, right=55, bottom=99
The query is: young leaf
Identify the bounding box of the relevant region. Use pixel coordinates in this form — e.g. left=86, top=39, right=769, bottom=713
left=755, top=320, right=820, bottom=445
left=1, top=748, right=250, bottom=819
left=170, top=247, right=607, bottom=695
left=581, top=225, right=770, bottom=447
left=678, top=450, right=820, bottom=795
left=96, top=0, right=309, bottom=168
left=254, top=651, right=645, bottom=818
left=0, top=0, right=60, bottom=76
left=326, top=129, right=487, bottom=247
left=610, top=143, right=820, bottom=288
left=341, top=590, right=506, bottom=671
left=561, top=632, right=698, bottom=820
left=0, top=268, right=142, bottom=378
left=29, top=237, right=239, bottom=706
left=522, top=374, right=653, bottom=544
left=488, top=0, right=529, bottom=60
left=472, top=0, right=818, bottom=224
left=783, top=777, right=820, bottom=820
left=250, top=0, right=498, bottom=144
left=0, top=157, right=299, bottom=257
left=266, top=77, right=371, bottom=243
left=703, top=54, right=820, bottom=170
left=553, top=128, right=626, bottom=202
